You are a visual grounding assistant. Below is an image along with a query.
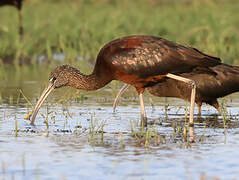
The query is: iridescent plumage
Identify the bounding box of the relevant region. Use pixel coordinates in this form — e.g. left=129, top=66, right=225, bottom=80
left=30, top=35, right=224, bottom=126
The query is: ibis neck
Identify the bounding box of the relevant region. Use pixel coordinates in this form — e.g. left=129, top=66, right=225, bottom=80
left=68, top=71, right=112, bottom=91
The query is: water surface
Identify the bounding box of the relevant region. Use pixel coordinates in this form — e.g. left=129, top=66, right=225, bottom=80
left=1, top=79, right=239, bottom=180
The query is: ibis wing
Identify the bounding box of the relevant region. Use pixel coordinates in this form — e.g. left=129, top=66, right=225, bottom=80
left=100, top=35, right=221, bottom=78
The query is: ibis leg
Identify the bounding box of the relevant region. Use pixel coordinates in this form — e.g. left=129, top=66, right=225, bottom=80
left=113, top=84, right=130, bottom=112
left=212, top=101, right=222, bottom=114
left=189, top=126, right=195, bottom=142
left=197, top=103, right=202, bottom=116
left=166, top=73, right=196, bottom=126
left=217, top=107, right=222, bottom=115
left=139, top=93, right=147, bottom=127
left=189, top=84, right=196, bottom=125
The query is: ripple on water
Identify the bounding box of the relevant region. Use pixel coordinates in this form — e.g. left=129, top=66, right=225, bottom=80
left=1, top=95, right=239, bottom=179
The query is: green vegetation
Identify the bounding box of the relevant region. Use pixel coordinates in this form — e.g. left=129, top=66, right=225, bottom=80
left=0, top=0, right=239, bottom=67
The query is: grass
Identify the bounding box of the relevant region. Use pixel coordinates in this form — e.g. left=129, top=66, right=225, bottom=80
left=15, top=115, right=18, bottom=137
left=88, top=113, right=106, bottom=145
left=130, top=120, right=165, bottom=147
left=0, top=0, right=239, bottom=67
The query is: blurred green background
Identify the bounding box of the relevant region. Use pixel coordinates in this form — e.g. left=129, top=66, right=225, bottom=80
left=1, top=0, right=239, bottom=65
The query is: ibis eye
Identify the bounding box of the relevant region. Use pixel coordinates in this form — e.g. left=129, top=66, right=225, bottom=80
left=49, top=77, right=56, bottom=82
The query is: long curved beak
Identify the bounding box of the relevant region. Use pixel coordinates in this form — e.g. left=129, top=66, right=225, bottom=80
left=30, top=82, right=55, bottom=125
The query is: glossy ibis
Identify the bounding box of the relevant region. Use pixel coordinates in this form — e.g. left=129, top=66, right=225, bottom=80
left=113, top=63, right=239, bottom=116
left=0, top=0, right=23, bottom=38
left=30, top=35, right=221, bottom=126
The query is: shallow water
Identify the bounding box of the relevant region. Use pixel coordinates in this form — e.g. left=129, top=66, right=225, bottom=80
left=1, top=80, right=239, bottom=180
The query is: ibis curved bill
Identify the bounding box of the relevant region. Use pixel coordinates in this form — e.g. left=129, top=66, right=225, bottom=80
left=30, top=82, right=55, bottom=125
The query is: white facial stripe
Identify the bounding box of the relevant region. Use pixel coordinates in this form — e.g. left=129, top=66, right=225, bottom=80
left=49, top=77, right=54, bottom=82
